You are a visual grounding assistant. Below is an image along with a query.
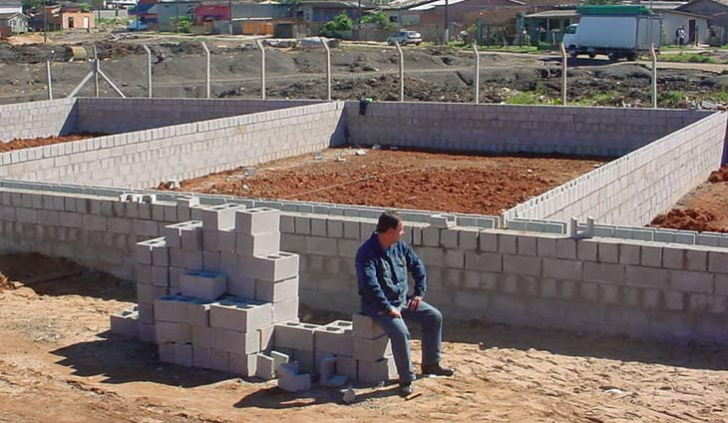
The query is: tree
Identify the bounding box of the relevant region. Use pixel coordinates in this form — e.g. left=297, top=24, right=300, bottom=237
left=361, top=12, right=392, bottom=30
left=321, top=12, right=354, bottom=37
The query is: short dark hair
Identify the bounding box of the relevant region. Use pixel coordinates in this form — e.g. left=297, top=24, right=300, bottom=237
left=377, top=211, right=402, bottom=233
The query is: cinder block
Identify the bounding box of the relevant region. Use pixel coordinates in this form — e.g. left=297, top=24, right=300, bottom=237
left=169, top=248, right=185, bottom=268
left=353, top=335, right=392, bottom=361
left=236, top=232, right=281, bottom=256
left=194, top=326, right=260, bottom=354
left=294, top=349, right=315, bottom=373
left=640, top=245, right=662, bottom=268
left=556, top=238, right=577, bottom=259
left=235, top=208, right=280, bottom=235
left=598, top=242, right=619, bottom=263
left=662, top=246, right=685, bottom=269
left=230, top=352, right=258, bottom=376
left=498, top=234, right=518, bottom=254
left=137, top=283, right=168, bottom=305
left=158, top=343, right=193, bottom=367
left=210, top=299, right=273, bottom=332
left=152, top=266, right=169, bottom=287
left=343, top=220, right=360, bottom=239
left=709, top=251, right=728, bottom=274
left=618, top=244, right=641, bottom=265
left=137, top=302, right=155, bottom=324
left=193, top=346, right=229, bottom=372
left=311, top=217, right=327, bottom=237
left=315, top=326, right=353, bottom=356
left=154, top=295, right=193, bottom=322
left=542, top=259, right=582, bottom=280
left=228, top=274, right=256, bottom=298
left=670, top=270, right=713, bottom=293
left=503, top=255, right=541, bottom=276
left=202, top=251, right=220, bottom=272
left=583, top=262, right=624, bottom=285
left=625, top=266, right=669, bottom=289
left=270, top=350, right=290, bottom=376
left=188, top=300, right=212, bottom=327
left=202, top=230, right=220, bottom=252
left=110, top=306, right=138, bottom=338
left=135, top=263, right=153, bottom=284
left=319, top=354, right=336, bottom=382
left=336, top=355, right=357, bottom=379
left=278, top=371, right=311, bottom=392
left=255, top=276, right=299, bottom=303
left=256, top=354, right=276, bottom=380
left=135, top=237, right=165, bottom=265
left=357, top=357, right=397, bottom=384
left=352, top=313, right=386, bottom=339
left=138, top=322, right=156, bottom=343
left=180, top=221, right=204, bottom=251
left=685, top=249, right=708, bottom=272
left=259, top=325, right=275, bottom=351
left=422, top=226, right=440, bottom=247
left=239, top=252, right=299, bottom=281
left=294, top=215, right=311, bottom=235
left=274, top=321, right=320, bottom=351
left=576, top=240, right=597, bottom=261
left=201, top=204, right=245, bottom=231
left=155, top=321, right=192, bottom=344
left=218, top=229, right=237, bottom=253
left=664, top=291, right=685, bottom=311
left=179, top=271, right=227, bottom=300
left=183, top=250, right=204, bottom=271
left=464, top=251, right=502, bottom=272
left=272, top=296, right=299, bottom=323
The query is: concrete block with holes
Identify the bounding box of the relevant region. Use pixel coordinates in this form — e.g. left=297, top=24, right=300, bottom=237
left=209, top=299, right=273, bottom=332
left=235, top=207, right=281, bottom=235
left=179, top=271, right=227, bottom=300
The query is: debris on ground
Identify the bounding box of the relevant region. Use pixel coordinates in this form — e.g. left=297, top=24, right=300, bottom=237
left=708, top=165, right=728, bottom=183
left=650, top=208, right=726, bottom=233
left=0, top=133, right=105, bottom=152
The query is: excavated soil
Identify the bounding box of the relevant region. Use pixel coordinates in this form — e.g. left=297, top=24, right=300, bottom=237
left=174, top=148, right=607, bottom=216
left=1, top=253, right=728, bottom=422
left=650, top=166, right=728, bottom=233
left=0, top=133, right=105, bottom=152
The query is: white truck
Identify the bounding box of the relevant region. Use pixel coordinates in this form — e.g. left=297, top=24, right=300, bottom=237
left=562, top=6, right=661, bottom=61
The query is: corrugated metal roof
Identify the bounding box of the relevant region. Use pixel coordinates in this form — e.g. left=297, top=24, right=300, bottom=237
left=525, top=8, right=577, bottom=17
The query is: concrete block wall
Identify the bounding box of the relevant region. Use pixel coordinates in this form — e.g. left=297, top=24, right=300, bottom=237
left=2, top=186, right=728, bottom=344
left=504, top=111, right=728, bottom=226
left=344, top=101, right=712, bottom=157
left=0, top=98, right=78, bottom=142
left=75, top=98, right=323, bottom=134
left=0, top=101, right=346, bottom=188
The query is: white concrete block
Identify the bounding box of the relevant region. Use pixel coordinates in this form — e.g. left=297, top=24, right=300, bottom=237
left=152, top=266, right=169, bottom=287
left=210, top=299, right=273, bottom=333
left=235, top=208, right=280, bottom=235
left=201, top=204, right=246, bottom=231
left=179, top=270, right=227, bottom=300
left=230, top=352, right=258, bottom=377
left=255, top=276, right=299, bottom=303
left=272, top=296, right=299, bottom=323
left=155, top=321, right=192, bottom=344
left=353, top=335, right=392, bottom=361
left=180, top=222, right=203, bottom=251
left=319, top=354, right=336, bottom=382
left=228, top=274, right=256, bottom=298
left=187, top=300, right=212, bottom=327
left=278, top=371, right=310, bottom=392
left=138, top=322, right=156, bottom=344
left=218, top=228, right=237, bottom=253
left=274, top=321, right=320, bottom=351
left=352, top=313, right=385, bottom=339
left=110, top=306, right=138, bottom=338
left=236, top=232, right=281, bottom=256
left=336, top=355, right=357, bottom=380
left=136, top=283, right=168, bottom=305
left=270, top=350, right=289, bottom=376
left=256, top=354, right=276, bottom=380
left=357, top=357, right=397, bottom=384
left=194, top=326, right=260, bottom=354
left=239, top=252, right=299, bottom=281
left=315, top=326, right=353, bottom=356
left=158, top=343, right=193, bottom=367
left=154, top=295, right=193, bottom=322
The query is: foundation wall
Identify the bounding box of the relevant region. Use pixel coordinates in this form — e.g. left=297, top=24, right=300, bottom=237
left=0, top=98, right=78, bottom=142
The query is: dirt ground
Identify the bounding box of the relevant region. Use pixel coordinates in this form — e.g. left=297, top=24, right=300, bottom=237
left=0, top=133, right=104, bottom=152
left=650, top=166, right=728, bottom=233
left=1, top=253, right=727, bottom=422
left=1, top=34, right=727, bottom=107
left=173, top=148, right=606, bottom=216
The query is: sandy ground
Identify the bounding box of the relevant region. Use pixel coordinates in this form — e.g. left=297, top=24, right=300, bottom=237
left=0, top=133, right=104, bottom=151
left=0, top=253, right=727, bottom=422
left=650, top=166, right=728, bottom=233
left=173, top=148, right=606, bottom=216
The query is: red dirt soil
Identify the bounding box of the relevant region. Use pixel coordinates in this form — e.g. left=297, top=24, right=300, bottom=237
left=0, top=133, right=105, bottom=152
left=650, top=166, right=728, bottom=233
left=174, top=148, right=607, bottom=216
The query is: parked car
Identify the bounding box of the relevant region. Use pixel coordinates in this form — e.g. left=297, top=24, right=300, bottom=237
left=386, top=30, right=422, bottom=46
left=127, top=20, right=148, bottom=31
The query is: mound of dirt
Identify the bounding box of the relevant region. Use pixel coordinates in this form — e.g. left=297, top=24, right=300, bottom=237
left=708, top=165, right=728, bottom=183
left=649, top=208, right=726, bottom=232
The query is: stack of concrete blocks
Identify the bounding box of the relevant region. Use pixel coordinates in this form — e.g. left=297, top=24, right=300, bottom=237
left=271, top=314, right=395, bottom=386
left=109, top=305, right=139, bottom=338
left=117, top=199, right=302, bottom=377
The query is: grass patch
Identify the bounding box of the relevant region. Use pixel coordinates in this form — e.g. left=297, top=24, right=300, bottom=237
left=504, top=91, right=559, bottom=105
left=659, top=52, right=717, bottom=64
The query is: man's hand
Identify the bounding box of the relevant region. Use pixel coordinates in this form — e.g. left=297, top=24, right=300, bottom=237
left=407, top=296, right=422, bottom=312
left=389, top=307, right=402, bottom=319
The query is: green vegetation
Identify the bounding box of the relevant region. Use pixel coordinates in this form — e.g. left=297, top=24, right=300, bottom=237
left=477, top=45, right=539, bottom=53
left=321, top=13, right=354, bottom=38
left=504, top=91, right=559, bottom=105
left=659, top=52, right=717, bottom=64
left=169, top=16, right=191, bottom=33
left=361, top=12, right=392, bottom=30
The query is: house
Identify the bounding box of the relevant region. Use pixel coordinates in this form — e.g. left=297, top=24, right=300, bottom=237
left=0, top=0, right=21, bottom=15
left=31, top=5, right=95, bottom=31
left=659, top=9, right=710, bottom=44
left=0, top=11, right=28, bottom=36
left=677, top=0, right=728, bottom=43
left=151, top=0, right=201, bottom=32
left=290, top=0, right=376, bottom=36
left=129, top=0, right=158, bottom=28
left=191, top=2, right=290, bottom=34
left=524, top=7, right=578, bottom=44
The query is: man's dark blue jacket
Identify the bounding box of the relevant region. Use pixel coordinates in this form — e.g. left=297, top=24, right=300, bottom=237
left=355, top=232, right=427, bottom=315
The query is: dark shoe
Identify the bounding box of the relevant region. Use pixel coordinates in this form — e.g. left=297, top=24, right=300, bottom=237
left=399, top=382, right=414, bottom=397
left=422, top=364, right=455, bottom=377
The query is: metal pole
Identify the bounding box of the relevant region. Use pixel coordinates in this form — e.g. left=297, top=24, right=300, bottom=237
left=46, top=59, right=53, bottom=100
left=67, top=71, right=94, bottom=98
left=651, top=43, right=657, bottom=109
left=472, top=43, right=479, bottom=104
left=228, top=0, right=233, bottom=35
left=202, top=42, right=211, bottom=98
left=256, top=40, right=266, bottom=99
left=395, top=42, right=404, bottom=102
left=142, top=45, right=152, bottom=98
left=323, top=39, right=331, bottom=101
left=98, top=69, right=126, bottom=98
left=92, top=44, right=99, bottom=97
left=43, top=0, right=47, bottom=44
left=443, top=0, right=449, bottom=45
left=560, top=42, right=567, bottom=106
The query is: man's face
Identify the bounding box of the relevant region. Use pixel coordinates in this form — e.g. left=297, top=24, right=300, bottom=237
left=384, top=221, right=405, bottom=244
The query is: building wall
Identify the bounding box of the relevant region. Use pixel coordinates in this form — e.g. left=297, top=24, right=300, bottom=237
left=0, top=98, right=77, bottom=143
left=503, top=111, right=727, bottom=226
left=660, top=12, right=710, bottom=44
left=2, top=184, right=728, bottom=345
left=61, top=12, right=95, bottom=29
left=0, top=101, right=345, bottom=189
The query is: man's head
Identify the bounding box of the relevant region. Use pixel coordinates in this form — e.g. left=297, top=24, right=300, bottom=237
left=376, top=210, right=404, bottom=248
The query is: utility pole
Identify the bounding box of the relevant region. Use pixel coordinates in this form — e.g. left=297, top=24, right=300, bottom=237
left=358, top=0, right=362, bottom=34
left=443, top=0, right=449, bottom=45
left=228, top=0, right=233, bottom=35
left=175, top=3, right=179, bottom=33
left=43, top=0, right=47, bottom=44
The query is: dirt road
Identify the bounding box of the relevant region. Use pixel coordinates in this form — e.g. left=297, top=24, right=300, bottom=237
left=1, top=253, right=727, bottom=422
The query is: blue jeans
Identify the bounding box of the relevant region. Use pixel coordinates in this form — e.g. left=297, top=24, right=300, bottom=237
left=367, top=301, right=443, bottom=385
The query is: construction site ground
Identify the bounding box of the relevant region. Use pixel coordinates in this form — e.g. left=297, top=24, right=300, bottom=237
left=0, top=253, right=726, bottom=422
left=174, top=148, right=607, bottom=216
left=0, top=133, right=104, bottom=152
left=2, top=32, right=728, bottom=107
left=650, top=166, right=728, bottom=233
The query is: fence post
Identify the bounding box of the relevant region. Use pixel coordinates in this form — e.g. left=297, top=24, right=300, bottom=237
left=651, top=44, right=657, bottom=109
left=395, top=42, right=404, bottom=102
left=560, top=42, right=567, bottom=106
left=46, top=52, right=53, bottom=100
left=256, top=40, right=266, bottom=100
left=202, top=42, right=211, bottom=99
left=142, top=45, right=152, bottom=98
left=472, top=43, right=479, bottom=104
left=322, top=38, right=332, bottom=101
left=92, top=44, right=99, bottom=97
